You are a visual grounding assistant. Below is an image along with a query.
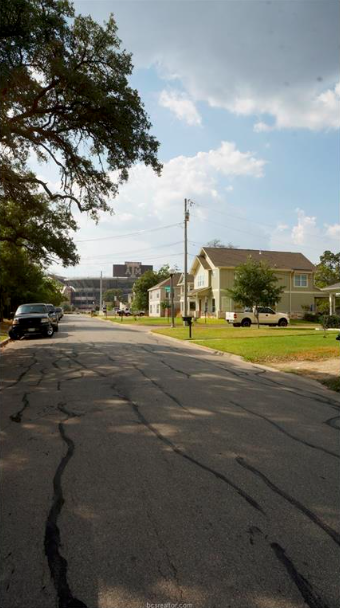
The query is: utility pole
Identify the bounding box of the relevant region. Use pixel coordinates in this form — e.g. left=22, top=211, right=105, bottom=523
left=170, top=268, right=175, bottom=328
left=99, top=271, right=103, bottom=312
left=184, top=198, right=193, bottom=318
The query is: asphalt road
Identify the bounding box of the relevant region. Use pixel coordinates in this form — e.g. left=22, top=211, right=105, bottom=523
left=1, top=314, right=339, bottom=608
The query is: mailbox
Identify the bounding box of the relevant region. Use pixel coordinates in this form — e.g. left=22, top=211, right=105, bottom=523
left=182, top=316, right=192, bottom=326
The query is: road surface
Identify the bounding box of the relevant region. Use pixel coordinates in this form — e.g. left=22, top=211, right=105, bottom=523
left=1, top=314, right=339, bottom=608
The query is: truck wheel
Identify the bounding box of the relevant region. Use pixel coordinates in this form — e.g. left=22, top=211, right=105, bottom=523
left=241, top=319, right=251, bottom=327
left=46, top=326, right=54, bottom=337
left=9, top=330, right=20, bottom=340
left=278, top=318, right=288, bottom=327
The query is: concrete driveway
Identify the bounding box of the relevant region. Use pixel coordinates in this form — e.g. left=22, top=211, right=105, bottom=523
left=1, top=314, right=339, bottom=608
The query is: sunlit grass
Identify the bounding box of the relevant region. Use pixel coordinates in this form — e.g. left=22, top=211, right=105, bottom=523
left=153, top=325, right=339, bottom=363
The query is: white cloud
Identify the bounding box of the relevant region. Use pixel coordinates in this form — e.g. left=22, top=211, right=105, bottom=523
left=159, top=89, right=201, bottom=126
left=50, top=141, right=266, bottom=276
left=269, top=209, right=339, bottom=262
left=249, top=82, right=340, bottom=131
left=291, top=209, right=317, bottom=245
left=325, top=223, right=340, bottom=239
left=254, top=122, right=274, bottom=134
left=109, top=141, right=265, bottom=223
left=109, top=0, right=340, bottom=132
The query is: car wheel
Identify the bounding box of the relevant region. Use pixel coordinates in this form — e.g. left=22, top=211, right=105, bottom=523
left=278, top=318, right=288, bottom=327
left=9, top=330, right=20, bottom=340
left=241, top=319, right=251, bottom=327
left=46, top=326, right=54, bottom=337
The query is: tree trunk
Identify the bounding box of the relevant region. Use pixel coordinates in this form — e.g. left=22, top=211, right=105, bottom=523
left=255, top=306, right=260, bottom=329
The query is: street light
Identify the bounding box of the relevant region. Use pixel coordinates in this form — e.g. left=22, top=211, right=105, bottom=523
left=169, top=267, right=176, bottom=328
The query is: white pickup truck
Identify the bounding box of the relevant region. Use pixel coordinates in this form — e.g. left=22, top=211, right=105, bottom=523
left=226, top=307, right=289, bottom=327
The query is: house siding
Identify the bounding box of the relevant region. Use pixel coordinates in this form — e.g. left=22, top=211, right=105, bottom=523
left=192, top=263, right=321, bottom=318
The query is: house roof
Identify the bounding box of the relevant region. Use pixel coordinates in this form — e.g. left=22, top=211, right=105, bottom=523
left=320, top=282, right=340, bottom=292
left=197, top=255, right=212, bottom=270
left=190, top=287, right=211, bottom=296
left=148, top=273, right=182, bottom=291
left=202, top=248, right=315, bottom=271
left=177, top=273, right=194, bottom=285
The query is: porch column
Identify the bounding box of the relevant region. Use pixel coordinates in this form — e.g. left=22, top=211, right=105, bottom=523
left=329, top=293, right=334, bottom=315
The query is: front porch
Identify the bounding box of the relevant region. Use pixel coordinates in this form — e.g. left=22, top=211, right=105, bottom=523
left=319, top=283, right=340, bottom=315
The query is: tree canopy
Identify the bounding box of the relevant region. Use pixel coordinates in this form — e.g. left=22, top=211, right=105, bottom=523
left=132, top=270, right=160, bottom=311
left=206, top=239, right=237, bottom=249
left=0, top=242, right=64, bottom=318
left=227, top=258, right=285, bottom=327
left=315, top=251, right=340, bottom=288
left=103, top=288, right=123, bottom=304
left=0, top=0, right=161, bottom=266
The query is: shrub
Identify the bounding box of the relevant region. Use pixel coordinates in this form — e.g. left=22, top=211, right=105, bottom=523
left=303, top=312, right=320, bottom=322
left=319, top=314, right=340, bottom=329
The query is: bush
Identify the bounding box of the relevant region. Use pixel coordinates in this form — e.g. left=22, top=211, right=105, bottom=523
left=316, top=298, right=330, bottom=315
left=319, top=314, right=340, bottom=329
left=303, top=312, right=320, bottom=322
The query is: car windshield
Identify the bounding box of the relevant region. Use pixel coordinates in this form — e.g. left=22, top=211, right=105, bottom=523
left=17, top=305, right=47, bottom=315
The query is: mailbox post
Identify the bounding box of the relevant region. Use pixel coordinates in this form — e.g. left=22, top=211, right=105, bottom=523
left=182, top=316, right=193, bottom=339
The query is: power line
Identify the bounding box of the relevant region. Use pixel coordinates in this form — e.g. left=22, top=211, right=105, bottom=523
left=72, top=252, right=184, bottom=267
left=197, top=205, right=339, bottom=243
left=75, top=222, right=183, bottom=243
left=80, top=240, right=183, bottom=261
left=191, top=213, right=333, bottom=254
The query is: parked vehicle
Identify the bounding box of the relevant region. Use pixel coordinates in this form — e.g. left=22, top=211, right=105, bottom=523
left=8, top=303, right=55, bottom=339
left=117, top=309, right=132, bottom=317
left=226, top=307, right=289, bottom=327
left=55, top=306, right=64, bottom=320
left=45, top=304, right=59, bottom=331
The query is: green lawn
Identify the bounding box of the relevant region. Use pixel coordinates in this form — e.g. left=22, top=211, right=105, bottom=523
left=152, top=325, right=340, bottom=363
left=0, top=320, right=11, bottom=342
left=105, top=315, right=225, bottom=326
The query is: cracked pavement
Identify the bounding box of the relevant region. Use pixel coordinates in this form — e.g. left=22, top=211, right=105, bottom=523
left=0, top=314, right=339, bottom=608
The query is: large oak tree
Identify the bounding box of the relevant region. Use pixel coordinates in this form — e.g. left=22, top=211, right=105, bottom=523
left=0, top=0, right=161, bottom=266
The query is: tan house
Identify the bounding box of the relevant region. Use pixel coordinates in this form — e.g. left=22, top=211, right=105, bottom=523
left=190, top=248, right=323, bottom=318
left=148, top=274, right=181, bottom=317
left=177, top=273, right=196, bottom=315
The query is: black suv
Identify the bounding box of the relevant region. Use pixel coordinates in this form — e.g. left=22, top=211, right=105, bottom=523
left=9, top=303, right=55, bottom=340
left=45, top=304, right=59, bottom=331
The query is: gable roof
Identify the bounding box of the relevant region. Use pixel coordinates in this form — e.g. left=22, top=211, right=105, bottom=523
left=148, top=273, right=182, bottom=291
left=177, top=273, right=194, bottom=285
left=202, top=248, right=315, bottom=271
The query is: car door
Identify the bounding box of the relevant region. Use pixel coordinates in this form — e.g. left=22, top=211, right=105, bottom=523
left=260, top=307, right=276, bottom=324
left=256, top=307, right=266, bottom=324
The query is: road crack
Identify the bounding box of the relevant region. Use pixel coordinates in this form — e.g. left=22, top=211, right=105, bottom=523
left=111, top=382, right=265, bottom=515
left=228, top=399, right=339, bottom=460
left=236, top=456, right=340, bottom=547
left=271, top=542, right=331, bottom=608
left=9, top=392, right=30, bottom=423
left=44, top=403, right=88, bottom=608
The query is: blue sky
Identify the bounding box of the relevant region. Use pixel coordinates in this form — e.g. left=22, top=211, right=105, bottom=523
left=48, top=0, right=340, bottom=277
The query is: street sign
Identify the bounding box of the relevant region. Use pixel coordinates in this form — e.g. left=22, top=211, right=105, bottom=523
left=165, top=286, right=171, bottom=293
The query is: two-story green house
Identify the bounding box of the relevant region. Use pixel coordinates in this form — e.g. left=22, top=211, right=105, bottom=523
left=190, top=247, right=323, bottom=318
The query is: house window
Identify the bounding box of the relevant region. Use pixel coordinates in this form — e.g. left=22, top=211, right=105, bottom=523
left=157, top=304, right=159, bottom=314
left=190, top=301, right=196, bottom=311
left=294, top=274, right=308, bottom=287
left=157, top=292, right=160, bottom=298
left=212, top=298, right=216, bottom=313
left=197, top=274, right=205, bottom=287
